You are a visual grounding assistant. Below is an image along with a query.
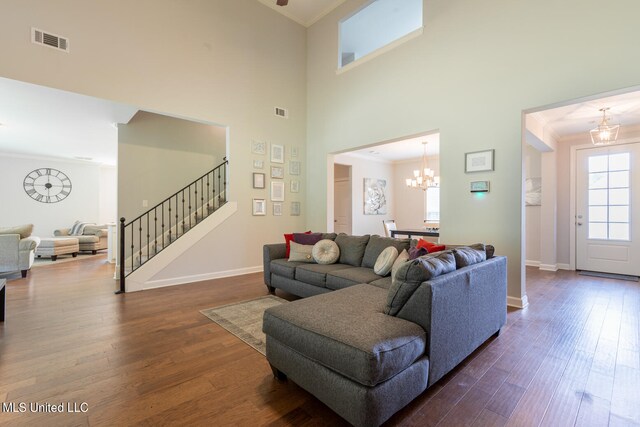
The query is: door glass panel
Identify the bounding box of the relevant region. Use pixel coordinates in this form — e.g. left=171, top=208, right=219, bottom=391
left=589, top=206, right=607, bottom=222
left=609, top=171, right=629, bottom=188
left=589, top=189, right=607, bottom=205
left=609, top=223, right=630, bottom=240
left=589, top=172, right=608, bottom=189
left=609, top=188, right=629, bottom=205
left=609, top=206, right=629, bottom=223
left=589, top=223, right=607, bottom=239
left=609, top=153, right=630, bottom=171
left=586, top=151, right=630, bottom=241
left=588, top=155, right=608, bottom=172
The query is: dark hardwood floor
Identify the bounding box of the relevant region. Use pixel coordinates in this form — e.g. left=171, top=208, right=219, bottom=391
left=0, top=258, right=638, bottom=426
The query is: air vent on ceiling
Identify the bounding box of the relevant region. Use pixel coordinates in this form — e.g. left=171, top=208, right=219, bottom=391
left=275, top=107, right=288, bottom=119
left=31, top=28, right=69, bottom=52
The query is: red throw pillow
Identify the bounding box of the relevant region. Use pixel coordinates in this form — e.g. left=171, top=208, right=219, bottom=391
left=416, top=239, right=446, bottom=253
left=284, top=231, right=312, bottom=258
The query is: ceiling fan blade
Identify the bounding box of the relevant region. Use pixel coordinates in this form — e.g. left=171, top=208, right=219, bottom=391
left=276, top=0, right=288, bottom=5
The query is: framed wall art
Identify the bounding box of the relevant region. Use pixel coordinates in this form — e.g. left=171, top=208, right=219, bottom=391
left=271, top=181, right=285, bottom=201
left=465, top=149, right=494, bottom=173
left=290, top=180, right=300, bottom=193
left=253, top=159, right=264, bottom=169
left=251, top=140, right=266, bottom=155
left=291, top=201, right=301, bottom=216
left=271, top=166, right=284, bottom=179
left=363, top=178, right=387, bottom=215
left=253, top=173, right=265, bottom=189
left=252, top=199, right=266, bottom=216
left=271, top=144, right=284, bottom=163
left=291, top=147, right=299, bottom=158
left=289, top=161, right=301, bottom=175
left=273, top=202, right=283, bottom=216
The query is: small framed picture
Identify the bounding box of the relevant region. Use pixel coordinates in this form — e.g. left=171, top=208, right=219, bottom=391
left=271, top=166, right=284, bottom=179
left=271, top=144, right=284, bottom=163
left=253, top=160, right=264, bottom=169
left=290, top=180, right=300, bottom=193
left=273, top=202, right=283, bottom=216
left=291, top=201, right=301, bottom=216
left=253, top=173, right=265, bottom=189
left=289, top=161, right=301, bottom=175
left=465, top=149, right=494, bottom=173
left=252, top=199, right=266, bottom=216
left=271, top=181, right=285, bottom=201
left=291, top=147, right=299, bottom=158
left=251, top=140, right=266, bottom=155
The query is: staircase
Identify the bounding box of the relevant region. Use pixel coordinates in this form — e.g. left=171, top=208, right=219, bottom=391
left=117, top=159, right=228, bottom=293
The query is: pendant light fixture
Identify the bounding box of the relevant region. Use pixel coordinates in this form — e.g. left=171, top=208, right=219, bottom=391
left=590, top=107, right=619, bottom=146
left=405, top=142, right=440, bottom=191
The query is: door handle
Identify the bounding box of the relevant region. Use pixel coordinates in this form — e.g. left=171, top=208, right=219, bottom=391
left=577, top=222, right=583, bottom=226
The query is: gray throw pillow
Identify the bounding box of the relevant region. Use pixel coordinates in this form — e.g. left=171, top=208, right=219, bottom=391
left=0, top=224, right=34, bottom=239
left=453, top=244, right=487, bottom=268
left=361, top=235, right=412, bottom=268
left=288, top=241, right=315, bottom=263
left=335, top=234, right=370, bottom=267
left=385, top=251, right=456, bottom=316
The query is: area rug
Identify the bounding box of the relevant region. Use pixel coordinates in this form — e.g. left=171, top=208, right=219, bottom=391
left=32, top=253, right=105, bottom=268
left=200, top=295, right=286, bottom=356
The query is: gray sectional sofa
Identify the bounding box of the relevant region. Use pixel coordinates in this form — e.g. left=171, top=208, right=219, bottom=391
left=262, top=234, right=507, bottom=426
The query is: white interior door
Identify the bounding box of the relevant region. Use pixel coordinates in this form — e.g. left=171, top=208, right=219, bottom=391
left=334, top=179, right=352, bottom=235
left=576, top=143, right=640, bottom=276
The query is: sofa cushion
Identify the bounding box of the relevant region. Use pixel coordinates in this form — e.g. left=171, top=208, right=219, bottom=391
left=75, top=235, right=100, bottom=244
left=374, top=246, right=398, bottom=276
left=326, top=267, right=383, bottom=290
left=321, top=233, right=338, bottom=241
left=271, top=259, right=305, bottom=280
left=312, top=239, right=340, bottom=265
left=335, top=234, right=370, bottom=267
left=361, top=235, right=411, bottom=268
left=0, top=224, right=34, bottom=239
left=263, top=284, right=427, bottom=387
left=369, top=276, right=393, bottom=290
left=295, top=263, right=354, bottom=287
left=385, top=251, right=456, bottom=316
left=453, top=244, right=487, bottom=268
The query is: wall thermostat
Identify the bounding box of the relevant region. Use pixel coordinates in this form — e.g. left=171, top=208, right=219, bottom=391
left=470, top=181, right=490, bottom=193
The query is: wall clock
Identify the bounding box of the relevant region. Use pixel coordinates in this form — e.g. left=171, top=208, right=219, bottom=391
left=23, top=168, right=72, bottom=203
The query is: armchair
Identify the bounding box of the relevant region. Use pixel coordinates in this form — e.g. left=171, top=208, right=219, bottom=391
left=54, top=225, right=108, bottom=254
left=0, top=224, right=40, bottom=278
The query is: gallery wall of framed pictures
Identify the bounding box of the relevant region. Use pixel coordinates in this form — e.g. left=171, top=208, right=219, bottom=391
left=250, top=139, right=303, bottom=216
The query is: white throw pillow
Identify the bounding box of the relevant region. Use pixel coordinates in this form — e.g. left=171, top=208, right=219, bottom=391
left=288, top=241, right=315, bottom=263
left=312, top=239, right=340, bottom=264
left=374, top=246, right=399, bottom=276
left=391, top=249, right=410, bottom=284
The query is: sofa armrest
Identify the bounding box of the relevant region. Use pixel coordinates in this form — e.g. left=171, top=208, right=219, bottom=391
left=0, top=234, right=20, bottom=267
left=19, top=236, right=41, bottom=251
left=263, top=243, right=287, bottom=287
left=396, top=256, right=507, bottom=386
left=54, top=228, right=71, bottom=236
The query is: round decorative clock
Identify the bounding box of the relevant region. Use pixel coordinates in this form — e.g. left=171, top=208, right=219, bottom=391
left=23, top=168, right=72, bottom=203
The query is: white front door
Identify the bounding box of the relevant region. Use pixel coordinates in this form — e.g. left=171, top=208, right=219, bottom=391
left=576, top=143, right=640, bottom=276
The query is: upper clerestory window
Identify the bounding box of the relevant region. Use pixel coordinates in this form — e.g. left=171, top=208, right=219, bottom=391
left=339, top=0, right=423, bottom=70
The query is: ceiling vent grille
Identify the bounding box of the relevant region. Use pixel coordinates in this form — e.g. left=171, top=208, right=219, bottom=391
left=275, top=107, right=288, bottom=119
left=32, top=28, right=69, bottom=52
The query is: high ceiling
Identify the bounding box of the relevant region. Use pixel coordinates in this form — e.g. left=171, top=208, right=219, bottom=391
left=533, top=89, right=640, bottom=138
left=0, top=77, right=137, bottom=166
left=257, top=0, right=347, bottom=27
left=346, top=133, right=440, bottom=162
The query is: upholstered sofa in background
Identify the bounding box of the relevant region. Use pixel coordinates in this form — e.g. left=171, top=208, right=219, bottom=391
left=0, top=224, right=41, bottom=278
left=54, top=225, right=108, bottom=254
left=262, top=234, right=507, bottom=426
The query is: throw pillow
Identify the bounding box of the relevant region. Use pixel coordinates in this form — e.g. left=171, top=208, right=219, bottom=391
left=361, top=235, right=411, bottom=268
left=416, top=239, right=445, bottom=253
left=312, top=239, right=340, bottom=264
left=0, top=224, right=34, bottom=239
left=284, top=230, right=311, bottom=258
left=453, top=244, right=487, bottom=268
left=391, top=249, right=410, bottom=285
left=374, top=246, right=399, bottom=276
left=408, top=246, right=428, bottom=260
left=288, top=241, right=315, bottom=263
left=334, top=234, right=370, bottom=267
left=294, top=232, right=323, bottom=246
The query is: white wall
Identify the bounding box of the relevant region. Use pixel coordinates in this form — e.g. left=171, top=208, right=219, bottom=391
left=393, top=156, right=439, bottom=230
left=524, top=145, right=541, bottom=264
left=333, top=154, right=394, bottom=236
left=0, top=0, right=308, bottom=284
left=0, top=154, right=115, bottom=236
left=99, top=166, right=117, bottom=225
left=306, top=0, right=640, bottom=303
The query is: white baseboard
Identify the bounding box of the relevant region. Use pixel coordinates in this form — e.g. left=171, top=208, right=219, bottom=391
left=539, top=263, right=558, bottom=272
left=525, top=260, right=540, bottom=267
left=139, top=265, right=263, bottom=290
left=557, top=263, right=573, bottom=271
left=507, top=294, right=529, bottom=309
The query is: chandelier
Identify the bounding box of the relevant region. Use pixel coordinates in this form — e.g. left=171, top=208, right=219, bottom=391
left=406, top=142, right=440, bottom=190
left=590, top=108, right=619, bottom=146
